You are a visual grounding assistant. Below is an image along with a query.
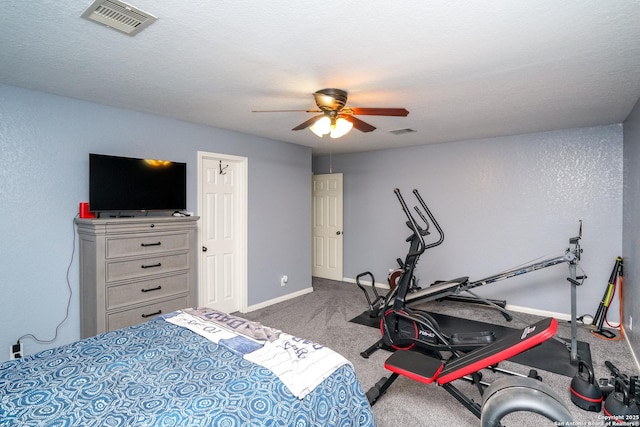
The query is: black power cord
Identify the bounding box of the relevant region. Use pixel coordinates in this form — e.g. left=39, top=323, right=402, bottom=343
left=17, top=214, right=77, bottom=347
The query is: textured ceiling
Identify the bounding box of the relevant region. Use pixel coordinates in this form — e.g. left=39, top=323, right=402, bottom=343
left=1, top=1, right=639, bottom=155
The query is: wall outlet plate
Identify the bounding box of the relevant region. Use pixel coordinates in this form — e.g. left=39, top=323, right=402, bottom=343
left=9, top=342, right=23, bottom=360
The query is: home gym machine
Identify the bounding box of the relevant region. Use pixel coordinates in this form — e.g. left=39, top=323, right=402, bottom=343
left=364, top=188, right=579, bottom=426
left=367, top=317, right=574, bottom=426
left=358, top=188, right=585, bottom=364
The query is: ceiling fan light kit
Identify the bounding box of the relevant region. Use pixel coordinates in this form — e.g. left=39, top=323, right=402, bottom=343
left=252, top=88, right=409, bottom=139
left=310, top=116, right=354, bottom=138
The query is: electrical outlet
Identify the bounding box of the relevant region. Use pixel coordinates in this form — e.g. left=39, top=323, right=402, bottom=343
left=630, top=315, right=633, bottom=331
left=9, top=342, right=23, bottom=360
left=281, top=275, right=288, bottom=287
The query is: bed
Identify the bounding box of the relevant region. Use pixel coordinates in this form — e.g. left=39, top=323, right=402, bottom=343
left=0, top=308, right=376, bottom=426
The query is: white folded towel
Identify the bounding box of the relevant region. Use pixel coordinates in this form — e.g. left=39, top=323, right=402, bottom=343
left=244, top=332, right=352, bottom=399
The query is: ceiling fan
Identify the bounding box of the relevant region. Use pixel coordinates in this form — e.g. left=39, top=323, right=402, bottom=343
left=252, top=88, right=409, bottom=138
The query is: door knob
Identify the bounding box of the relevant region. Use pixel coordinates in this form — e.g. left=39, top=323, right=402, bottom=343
left=202, top=246, right=208, bottom=252
left=336, top=231, right=342, bottom=235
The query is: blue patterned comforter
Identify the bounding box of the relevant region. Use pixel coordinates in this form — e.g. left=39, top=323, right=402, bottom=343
left=0, top=314, right=376, bottom=426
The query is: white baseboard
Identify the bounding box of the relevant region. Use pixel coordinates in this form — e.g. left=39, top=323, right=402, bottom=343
left=245, top=286, right=314, bottom=312
left=504, top=304, right=573, bottom=322
left=343, top=276, right=391, bottom=290
left=622, top=326, right=640, bottom=373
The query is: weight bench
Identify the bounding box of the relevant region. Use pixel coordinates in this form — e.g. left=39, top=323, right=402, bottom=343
left=366, top=317, right=573, bottom=425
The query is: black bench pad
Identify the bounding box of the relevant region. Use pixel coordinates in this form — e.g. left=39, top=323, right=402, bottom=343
left=384, top=350, right=444, bottom=384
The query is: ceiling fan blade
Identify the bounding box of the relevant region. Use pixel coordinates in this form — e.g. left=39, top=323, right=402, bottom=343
left=349, top=107, right=409, bottom=117
left=342, top=115, right=376, bottom=133
left=292, top=114, right=325, bottom=131
left=252, top=109, right=321, bottom=113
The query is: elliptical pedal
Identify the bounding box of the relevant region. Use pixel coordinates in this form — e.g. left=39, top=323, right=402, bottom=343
left=450, top=330, right=496, bottom=351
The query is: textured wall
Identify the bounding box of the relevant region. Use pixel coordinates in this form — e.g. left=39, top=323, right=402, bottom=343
left=623, top=97, right=640, bottom=360
left=0, top=84, right=311, bottom=361
left=313, top=125, right=622, bottom=318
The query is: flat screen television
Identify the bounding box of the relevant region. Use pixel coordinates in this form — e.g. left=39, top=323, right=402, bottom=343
left=89, top=153, right=187, bottom=213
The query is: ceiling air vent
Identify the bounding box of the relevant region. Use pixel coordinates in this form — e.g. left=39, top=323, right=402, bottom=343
left=81, top=0, right=157, bottom=36
left=389, top=128, right=417, bottom=135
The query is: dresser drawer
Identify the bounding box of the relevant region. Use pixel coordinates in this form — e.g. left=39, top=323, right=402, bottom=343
left=104, top=219, right=196, bottom=234
left=106, top=253, right=190, bottom=282
left=106, top=232, right=190, bottom=259
left=107, top=296, right=189, bottom=331
left=106, top=273, right=190, bottom=310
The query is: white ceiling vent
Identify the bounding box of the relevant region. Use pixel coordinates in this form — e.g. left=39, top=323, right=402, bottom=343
left=389, top=128, right=417, bottom=135
left=81, top=0, right=157, bottom=36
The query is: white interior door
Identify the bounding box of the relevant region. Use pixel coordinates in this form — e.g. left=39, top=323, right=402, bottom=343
left=312, top=173, right=343, bottom=280
left=198, top=152, right=247, bottom=313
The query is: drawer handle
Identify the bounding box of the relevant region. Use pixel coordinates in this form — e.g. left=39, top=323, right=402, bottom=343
left=141, top=263, right=162, bottom=269
left=141, top=242, right=162, bottom=247
left=141, top=285, right=162, bottom=293
left=141, top=310, right=162, bottom=318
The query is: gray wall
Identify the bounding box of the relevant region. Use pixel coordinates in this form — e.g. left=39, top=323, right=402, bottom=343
left=623, top=97, right=640, bottom=359
left=0, top=84, right=311, bottom=361
left=313, top=125, right=622, bottom=319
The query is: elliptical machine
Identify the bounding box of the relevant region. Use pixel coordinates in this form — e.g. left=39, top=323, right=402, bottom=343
left=359, top=188, right=585, bottom=362
left=364, top=189, right=576, bottom=426
left=364, top=188, right=496, bottom=359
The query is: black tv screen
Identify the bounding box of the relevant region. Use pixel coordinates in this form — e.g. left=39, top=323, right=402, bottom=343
left=89, top=153, right=187, bottom=212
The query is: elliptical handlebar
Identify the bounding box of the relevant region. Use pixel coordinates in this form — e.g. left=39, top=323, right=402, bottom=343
left=413, top=189, right=445, bottom=250
left=394, top=188, right=426, bottom=257
left=393, top=188, right=445, bottom=257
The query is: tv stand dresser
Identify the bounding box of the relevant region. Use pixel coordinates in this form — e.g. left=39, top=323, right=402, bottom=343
left=75, top=216, right=199, bottom=338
